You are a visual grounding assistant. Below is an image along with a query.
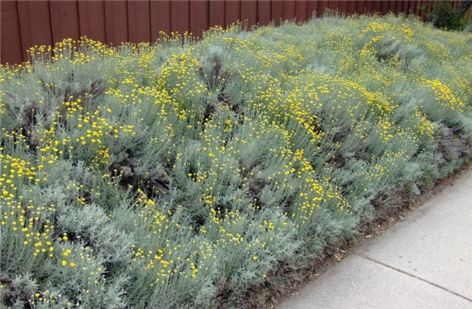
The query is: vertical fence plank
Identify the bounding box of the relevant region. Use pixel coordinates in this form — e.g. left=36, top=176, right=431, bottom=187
left=50, top=0, right=80, bottom=43
left=410, top=0, right=416, bottom=14
left=171, top=0, right=189, bottom=34
left=371, top=0, right=381, bottom=14
left=410, top=1, right=416, bottom=14
left=271, top=0, right=283, bottom=23
left=1, top=0, right=23, bottom=64
left=225, top=0, right=240, bottom=26
left=399, top=0, right=406, bottom=14
left=394, top=1, right=403, bottom=15
left=353, top=0, right=360, bottom=14
left=78, top=1, right=106, bottom=42
left=362, top=0, right=373, bottom=14
left=358, top=1, right=366, bottom=14
left=411, top=0, right=418, bottom=15
left=346, top=0, right=356, bottom=15
left=257, top=0, right=271, bottom=25
left=379, top=1, right=388, bottom=14
left=283, top=0, right=296, bottom=20
left=104, top=0, right=128, bottom=46
left=190, top=0, right=208, bottom=37
left=17, top=0, right=53, bottom=60
left=325, top=0, right=338, bottom=15
left=397, top=0, right=403, bottom=14
left=150, top=0, right=170, bottom=41
left=390, top=0, right=397, bottom=14
left=338, top=1, right=347, bottom=16
left=317, top=1, right=328, bottom=16
left=209, top=0, right=225, bottom=27
left=352, top=0, right=360, bottom=14
left=128, top=0, right=150, bottom=43
left=406, top=1, right=414, bottom=15
left=241, top=0, right=257, bottom=26
left=383, top=0, right=390, bottom=14
left=296, top=0, right=307, bottom=20
left=357, top=0, right=369, bottom=14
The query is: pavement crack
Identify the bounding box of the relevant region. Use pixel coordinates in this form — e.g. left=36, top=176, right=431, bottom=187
left=356, top=253, right=472, bottom=303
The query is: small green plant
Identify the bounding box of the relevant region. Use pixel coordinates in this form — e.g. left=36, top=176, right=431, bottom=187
left=427, top=0, right=467, bottom=30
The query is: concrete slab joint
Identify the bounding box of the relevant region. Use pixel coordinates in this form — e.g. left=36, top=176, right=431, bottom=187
left=279, top=169, right=472, bottom=309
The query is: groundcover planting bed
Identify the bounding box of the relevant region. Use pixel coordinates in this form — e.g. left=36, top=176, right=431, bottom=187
left=1, top=15, right=471, bottom=308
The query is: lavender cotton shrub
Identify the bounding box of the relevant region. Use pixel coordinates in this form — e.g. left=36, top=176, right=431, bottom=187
left=0, top=15, right=471, bottom=308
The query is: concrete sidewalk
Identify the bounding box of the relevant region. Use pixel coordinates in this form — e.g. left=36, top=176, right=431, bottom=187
left=279, top=168, right=472, bottom=309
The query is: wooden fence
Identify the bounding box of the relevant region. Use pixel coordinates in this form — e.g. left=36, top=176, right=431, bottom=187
left=0, top=0, right=466, bottom=64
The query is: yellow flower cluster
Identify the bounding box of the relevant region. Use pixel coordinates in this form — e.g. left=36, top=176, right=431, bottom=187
left=362, top=22, right=414, bottom=42
left=415, top=107, right=435, bottom=136
left=0, top=152, right=55, bottom=258
left=60, top=248, right=76, bottom=268
left=157, top=50, right=207, bottom=98
left=378, top=117, right=395, bottom=142
left=422, top=79, right=465, bottom=111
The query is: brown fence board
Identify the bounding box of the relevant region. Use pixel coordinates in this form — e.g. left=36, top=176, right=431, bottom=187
left=356, top=1, right=364, bottom=14
left=400, top=0, right=408, bottom=13
left=257, top=0, right=271, bottom=25
left=50, top=0, right=80, bottom=43
left=394, top=1, right=403, bottom=14
left=17, top=0, right=53, bottom=60
left=296, top=0, right=307, bottom=20
left=2, top=0, right=448, bottom=64
left=345, top=1, right=354, bottom=14
left=225, top=0, right=240, bottom=26
left=241, top=0, right=257, bottom=26
left=190, top=0, right=209, bottom=37
left=128, top=0, right=151, bottom=43
left=1, top=0, right=22, bottom=64
left=104, top=0, right=128, bottom=45
left=150, top=0, right=170, bottom=41
left=209, top=0, right=225, bottom=27
left=411, top=0, right=419, bottom=15
left=171, top=0, right=189, bottom=34
left=317, top=1, right=328, bottom=16
left=338, top=1, right=348, bottom=15
left=78, top=1, right=106, bottom=42
left=325, top=0, right=337, bottom=13
left=311, top=0, right=320, bottom=17
left=388, top=0, right=397, bottom=14
left=271, top=0, right=283, bottom=24
left=371, top=0, right=381, bottom=14
left=405, top=1, right=413, bottom=14
left=283, top=0, right=296, bottom=20
left=412, top=0, right=419, bottom=14
left=361, top=0, right=373, bottom=14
